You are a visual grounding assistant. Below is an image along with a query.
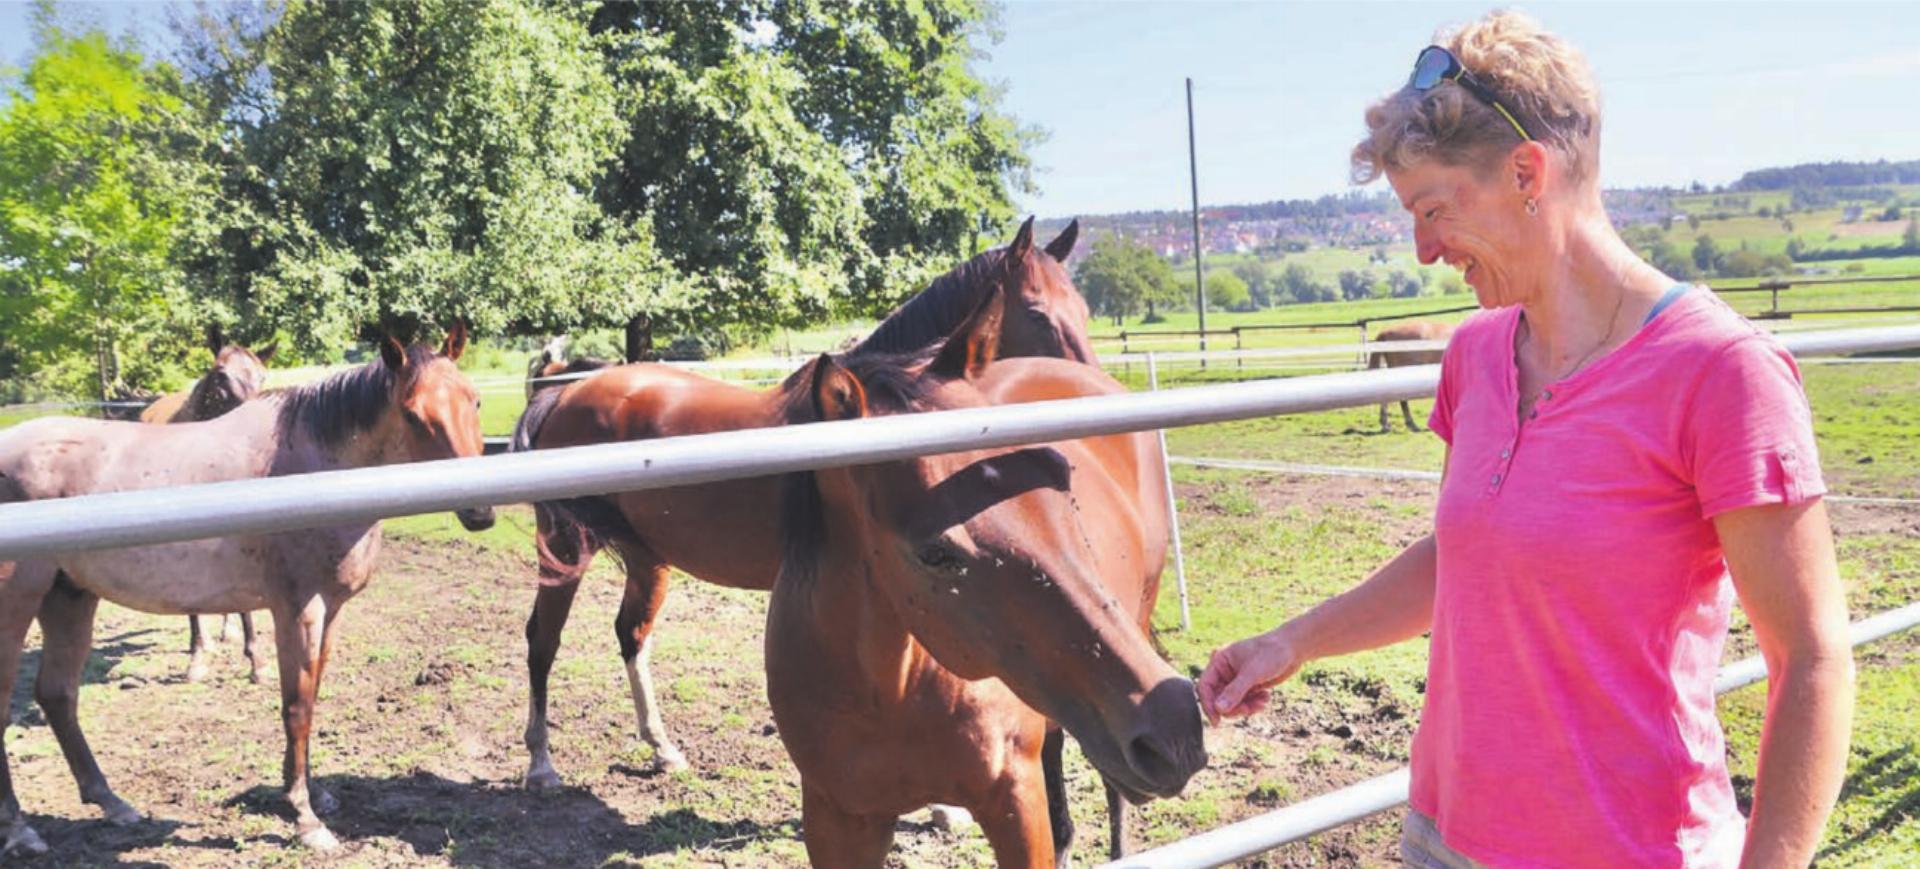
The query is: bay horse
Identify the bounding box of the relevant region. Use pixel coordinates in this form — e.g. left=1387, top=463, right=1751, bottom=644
left=1367, top=320, right=1455, bottom=432
left=524, top=335, right=613, bottom=400
left=766, top=279, right=1206, bottom=867
left=140, top=325, right=278, bottom=684
left=511, top=218, right=1086, bottom=785
left=0, top=325, right=490, bottom=857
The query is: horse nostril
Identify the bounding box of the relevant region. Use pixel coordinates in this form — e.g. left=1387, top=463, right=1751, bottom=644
left=1124, top=732, right=1182, bottom=791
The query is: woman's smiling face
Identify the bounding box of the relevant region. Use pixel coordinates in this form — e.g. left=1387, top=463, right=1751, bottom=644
left=1388, top=160, right=1537, bottom=309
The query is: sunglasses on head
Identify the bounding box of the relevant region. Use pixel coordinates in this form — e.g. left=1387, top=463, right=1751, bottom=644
left=1408, top=45, right=1534, bottom=142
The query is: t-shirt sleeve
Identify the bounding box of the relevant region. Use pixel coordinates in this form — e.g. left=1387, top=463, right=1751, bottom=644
left=1427, top=335, right=1463, bottom=445
left=1684, top=336, right=1826, bottom=519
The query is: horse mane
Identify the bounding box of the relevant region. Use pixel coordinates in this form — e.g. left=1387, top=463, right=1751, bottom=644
left=776, top=345, right=948, bottom=586
left=853, top=249, right=1006, bottom=356
left=271, top=346, right=433, bottom=448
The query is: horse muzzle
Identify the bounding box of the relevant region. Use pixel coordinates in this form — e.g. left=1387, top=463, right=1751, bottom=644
left=456, top=506, right=496, bottom=532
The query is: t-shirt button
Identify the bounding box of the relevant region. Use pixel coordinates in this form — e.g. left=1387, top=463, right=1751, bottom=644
left=1529, top=410, right=1539, bottom=420
left=1491, top=473, right=1503, bottom=484
left=1542, top=389, right=1553, bottom=400
left=1500, top=448, right=1512, bottom=459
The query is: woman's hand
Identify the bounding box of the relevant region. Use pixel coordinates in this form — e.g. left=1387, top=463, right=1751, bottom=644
left=1197, top=629, right=1305, bottom=725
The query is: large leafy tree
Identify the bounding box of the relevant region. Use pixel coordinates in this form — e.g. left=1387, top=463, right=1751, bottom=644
left=188, top=0, right=663, bottom=353
left=0, top=19, right=211, bottom=398
left=582, top=0, right=1037, bottom=356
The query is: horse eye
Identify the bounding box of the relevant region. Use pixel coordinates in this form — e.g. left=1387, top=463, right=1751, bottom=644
left=916, top=542, right=964, bottom=573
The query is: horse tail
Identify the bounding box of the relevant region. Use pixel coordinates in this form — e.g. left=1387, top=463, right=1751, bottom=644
left=510, top=386, right=634, bottom=585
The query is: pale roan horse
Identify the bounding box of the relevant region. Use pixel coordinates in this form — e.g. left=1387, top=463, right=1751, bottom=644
left=140, top=325, right=277, bottom=683
left=1367, top=320, right=1455, bottom=432
left=0, top=326, right=490, bottom=857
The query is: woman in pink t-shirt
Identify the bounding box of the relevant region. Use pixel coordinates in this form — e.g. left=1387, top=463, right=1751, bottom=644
left=1196, top=11, right=1854, bottom=868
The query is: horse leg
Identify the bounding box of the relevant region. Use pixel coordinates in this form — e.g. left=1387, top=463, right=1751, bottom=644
left=220, top=612, right=243, bottom=644
left=1378, top=400, right=1392, bottom=433
left=34, top=577, right=139, bottom=826
left=271, top=594, right=340, bottom=851
left=800, top=785, right=896, bottom=868
left=186, top=615, right=211, bottom=683
left=239, top=611, right=267, bottom=684
left=615, top=551, right=686, bottom=772
left=976, top=765, right=1054, bottom=869
left=523, top=581, right=580, bottom=789
left=1401, top=399, right=1422, bottom=432
left=0, top=560, right=56, bottom=858
left=1042, top=728, right=1075, bottom=866
left=1105, top=779, right=1130, bottom=860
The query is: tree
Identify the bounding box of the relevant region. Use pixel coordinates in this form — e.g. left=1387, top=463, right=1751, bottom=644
left=584, top=0, right=1038, bottom=355
left=1785, top=238, right=1806, bottom=260
left=1231, top=259, right=1273, bottom=307
left=1692, top=234, right=1721, bottom=274
left=1386, top=270, right=1423, bottom=298
left=0, top=19, right=212, bottom=397
left=1075, top=235, right=1177, bottom=325
left=1906, top=218, right=1920, bottom=252
left=1205, top=269, right=1250, bottom=312
left=183, top=0, right=654, bottom=355
left=1278, top=262, right=1332, bottom=304
left=1338, top=268, right=1377, bottom=301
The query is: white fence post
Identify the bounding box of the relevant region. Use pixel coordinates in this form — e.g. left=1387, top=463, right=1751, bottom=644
left=1149, top=352, right=1192, bottom=632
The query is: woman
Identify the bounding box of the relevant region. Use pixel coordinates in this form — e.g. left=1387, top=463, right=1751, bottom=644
left=1197, top=11, right=1853, bottom=868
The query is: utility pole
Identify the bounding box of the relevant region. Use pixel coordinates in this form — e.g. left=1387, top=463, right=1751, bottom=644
left=1186, top=77, right=1207, bottom=362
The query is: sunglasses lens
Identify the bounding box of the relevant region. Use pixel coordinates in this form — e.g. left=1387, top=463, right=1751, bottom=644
left=1410, top=48, right=1451, bottom=90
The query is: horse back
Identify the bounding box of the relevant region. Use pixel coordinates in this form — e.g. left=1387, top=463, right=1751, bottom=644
left=139, top=390, right=190, bottom=423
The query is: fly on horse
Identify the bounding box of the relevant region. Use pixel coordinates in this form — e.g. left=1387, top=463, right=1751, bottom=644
left=766, top=276, right=1206, bottom=867
left=510, top=218, right=1087, bottom=787
left=140, top=325, right=278, bottom=684
left=1367, top=320, right=1455, bottom=432
left=0, top=325, right=489, bottom=857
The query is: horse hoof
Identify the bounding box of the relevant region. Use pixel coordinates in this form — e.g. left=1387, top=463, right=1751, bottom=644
left=524, top=767, right=564, bottom=790
left=99, top=796, right=143, bottom=826
left=313, top=788, right=339, bottom=816
left=652, top=746, right=690, bottom=774
left=929, top=805, right=974, bottom=831
left=249, top=667, right=268, bottom=685
left=300, top=826, right=342, bottom=852
left=3, top=824, right=48, bottom=858
left=186, top=663, right=210, bottom=684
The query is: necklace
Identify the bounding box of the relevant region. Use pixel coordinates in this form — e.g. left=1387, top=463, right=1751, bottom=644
left=1520, top=290, right=1626, bottom=416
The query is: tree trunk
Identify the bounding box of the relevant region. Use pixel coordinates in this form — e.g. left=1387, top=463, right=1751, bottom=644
left=624, top=313, right=653, bottom=363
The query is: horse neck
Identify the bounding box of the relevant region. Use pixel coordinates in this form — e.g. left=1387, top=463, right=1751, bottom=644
left=266, top=396, right=399, bottom=475
left=779, top=523, right=930, bottom=695
left=857, top=262, right=991, bottom=355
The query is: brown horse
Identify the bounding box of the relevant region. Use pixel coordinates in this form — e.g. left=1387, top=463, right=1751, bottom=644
left=511, top=218, right=1088, bottom=787
left=0, top=326, right=489, bottom=857
left=140, top=326, right=278, bottom=684
left=1367, top=320, right=1455, bottom=432
left=766, top=285, right=1206, bottom=867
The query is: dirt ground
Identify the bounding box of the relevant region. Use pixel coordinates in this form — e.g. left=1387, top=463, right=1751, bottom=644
left=2, top=471, right=1911, bottom=867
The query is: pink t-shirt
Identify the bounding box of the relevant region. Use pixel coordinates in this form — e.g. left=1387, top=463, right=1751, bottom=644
left=1412, top=288, right=1825, bottom=868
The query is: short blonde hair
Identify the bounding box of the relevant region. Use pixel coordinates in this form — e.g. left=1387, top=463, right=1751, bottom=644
left=1352, top=10, right=1601, bottom=186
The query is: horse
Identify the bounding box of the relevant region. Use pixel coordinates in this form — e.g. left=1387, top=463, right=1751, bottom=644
left=1367, top=320, right=1455, bottom=432
left=139, top=325, right=278, bottom=684
left=0, top=325, right=490, bottom=857
left=765, top=279, right=1206, bottom=867
left=524, top=335, right=614, bottom=400
left=511, top=218, right=1087, bottom=787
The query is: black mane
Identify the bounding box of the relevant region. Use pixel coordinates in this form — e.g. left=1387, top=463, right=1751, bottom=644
left=273, top=346, right=432, bottom=448
left=853, top=249, right=1006, bottom=356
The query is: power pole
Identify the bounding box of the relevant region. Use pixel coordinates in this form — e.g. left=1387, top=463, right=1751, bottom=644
left=1186, top=77, right=1207, bottom=362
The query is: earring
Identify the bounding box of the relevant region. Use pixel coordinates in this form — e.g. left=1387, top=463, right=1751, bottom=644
left=1525, top=197, right=1538, bottom=216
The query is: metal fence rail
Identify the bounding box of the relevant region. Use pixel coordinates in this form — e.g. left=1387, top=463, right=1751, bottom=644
left=1103, top=599, right=1920, bottom=869
left=3, top=324, right=1918, bottom=561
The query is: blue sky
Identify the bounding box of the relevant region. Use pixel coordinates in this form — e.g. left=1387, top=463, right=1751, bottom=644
left=7, top=1, right=1919, bottom=220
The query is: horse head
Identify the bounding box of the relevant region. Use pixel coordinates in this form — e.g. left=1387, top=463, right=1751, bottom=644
left=193, top=324, right=276, bottom=418
left=782, top=285, right=1205, bottom=802
left=377, top=322, right=492, bottom=530
left=997, top=216, right=1096, bottom=365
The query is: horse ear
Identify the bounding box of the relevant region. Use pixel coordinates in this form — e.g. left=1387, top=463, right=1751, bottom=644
left=930, top=280, right=1005, bottom=380
left=809, top=353, right=868, bottom=422
left=206, top=324, right=225, bottom=357
left=1044, top=219, right=1079, bottom=262
left=254, top=339, right=277, bottom=364
left=1007, top=216, right=1036, bottom=261
left=440, top=321, right=469, bottom=361
left=379, top=334, right=408, bottom=371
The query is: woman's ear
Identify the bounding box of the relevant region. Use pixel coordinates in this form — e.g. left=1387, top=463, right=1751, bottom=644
left=1510, top=141, right=1551, bottom=201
